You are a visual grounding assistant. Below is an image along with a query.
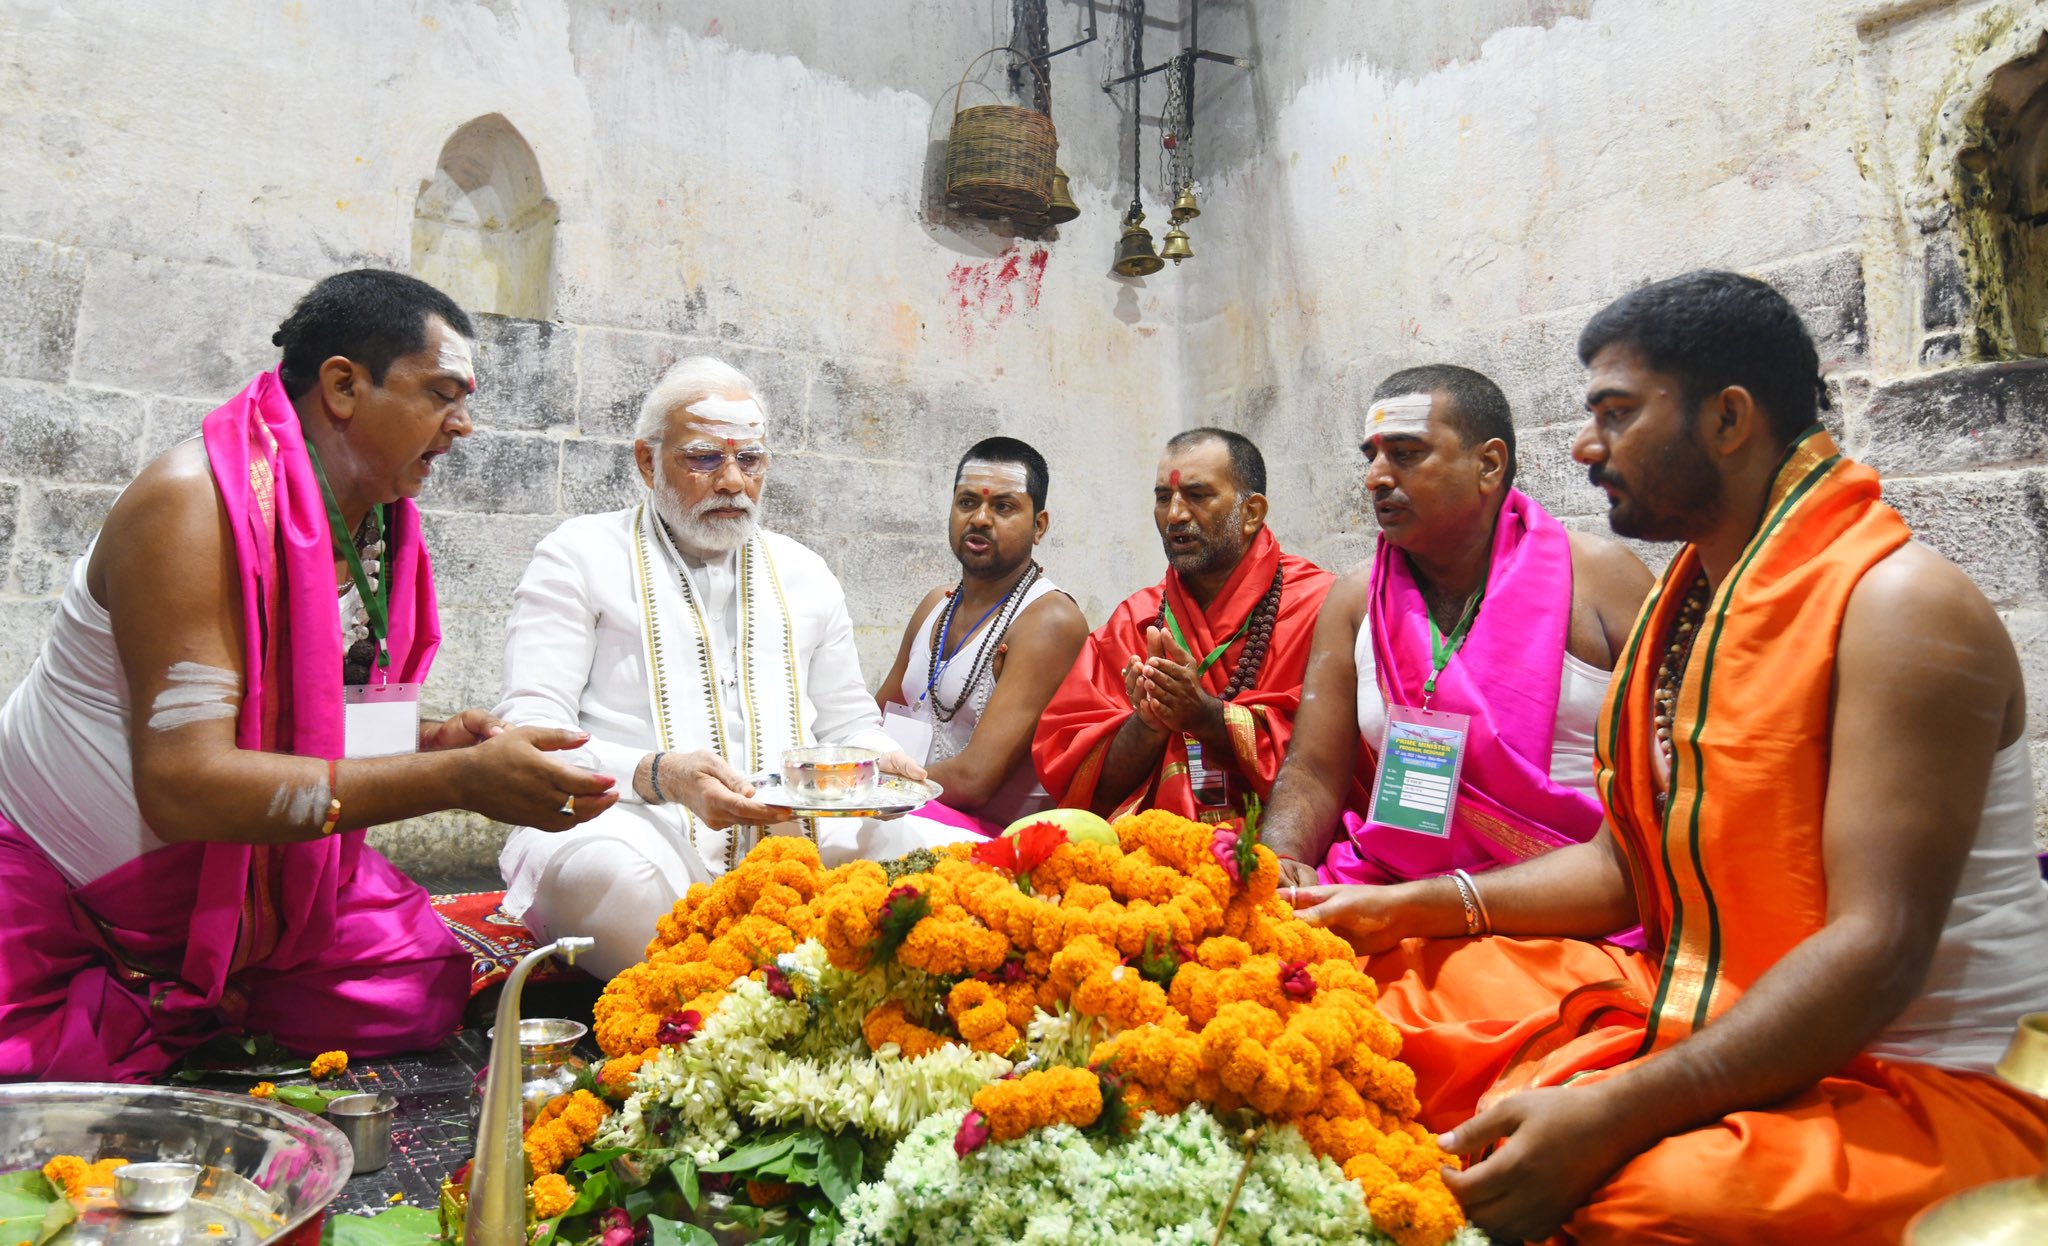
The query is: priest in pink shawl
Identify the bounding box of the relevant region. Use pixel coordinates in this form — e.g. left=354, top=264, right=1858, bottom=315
left=0, top=270, right=619, bottom=1083
left=1261, top=365, right=1653, bottom=905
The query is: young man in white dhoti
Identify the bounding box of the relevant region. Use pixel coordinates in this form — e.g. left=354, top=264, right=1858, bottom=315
left=495, top=356, right=952, bottom=978
left=876, top=438, right=1088, bottom=833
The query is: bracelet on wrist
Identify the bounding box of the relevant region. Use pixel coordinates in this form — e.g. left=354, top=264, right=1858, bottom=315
left=648, top=750, right=669, bottom=803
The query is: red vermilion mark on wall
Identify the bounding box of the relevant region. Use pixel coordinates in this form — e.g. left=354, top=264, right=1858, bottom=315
left=946, top=244, right=1050, bottom=345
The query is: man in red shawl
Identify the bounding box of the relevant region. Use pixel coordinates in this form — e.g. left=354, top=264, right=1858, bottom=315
left=0, top=270, right=618, bottom=1082
left=1033, top=429, right=1332, bottom=824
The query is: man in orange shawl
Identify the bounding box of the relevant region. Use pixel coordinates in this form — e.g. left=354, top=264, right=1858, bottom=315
left=1293, top=271, right=2048, bottom=1244
left=1034, top=429, right=1332, bottom=824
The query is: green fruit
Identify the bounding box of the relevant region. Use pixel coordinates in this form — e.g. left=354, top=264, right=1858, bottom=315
left=1006, top=807, right=1118, bottom=847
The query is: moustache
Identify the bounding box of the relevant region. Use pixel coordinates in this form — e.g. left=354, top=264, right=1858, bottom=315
left=694, top=495, right=756, bottom=517
left=1587, top=466, right=1620, bottom=490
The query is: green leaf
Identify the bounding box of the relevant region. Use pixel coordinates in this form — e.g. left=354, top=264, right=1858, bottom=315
left=815, top=1133, right=862, bottom=1209
left=807, top=1206, right=843, bottom=1246
left=647, top=1215, right=719, bottom=1246
left=699, top=1133, right=797, bottom=1174
left=563, top=1169, right=614, bottom=1219
left=623, top=1186, right=655, bottom=1220
left=0, top=1169, right=68, bottom=1246
left=669, top=1156, right=701, bottom=1211
left=320, top=1204, right=441, bottom=1246
left=274, top=1085, right=353, bottom=1113
left=569, top=1146, right=631, bottom=1173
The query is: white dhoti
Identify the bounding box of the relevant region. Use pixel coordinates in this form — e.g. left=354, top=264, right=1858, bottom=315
left=495, top=505, right=973, bottom=978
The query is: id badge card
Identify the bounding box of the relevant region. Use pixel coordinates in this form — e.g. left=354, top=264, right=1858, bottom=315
left=882, top=703, right=934, bottom=766
left=344, top=682, right=421, bottom=758
left=1183, top=734, right=1228, bottom=808
left=1365, top=705, right=1470, bottom=837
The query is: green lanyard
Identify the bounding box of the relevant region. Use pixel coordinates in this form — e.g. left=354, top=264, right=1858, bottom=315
left=1160, top=598, right=1254, bottom=678
left=1422, top=588, right=1484, bottom=703
left=303, top=438, right=390, bottom=671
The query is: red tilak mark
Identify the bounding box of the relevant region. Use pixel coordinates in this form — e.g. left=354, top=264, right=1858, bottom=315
left=980, top=488, right=991, bottom=499
left=726, top=438, right=735, bottom=450
left=1169, top=470, right=1182, bottom=489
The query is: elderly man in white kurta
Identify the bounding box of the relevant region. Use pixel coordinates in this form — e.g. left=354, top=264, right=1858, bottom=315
left=497, top=356, right=953, bottom=977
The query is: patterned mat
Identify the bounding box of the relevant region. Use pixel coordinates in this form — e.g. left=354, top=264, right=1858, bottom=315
left=429, top=891, right=582, bottom=998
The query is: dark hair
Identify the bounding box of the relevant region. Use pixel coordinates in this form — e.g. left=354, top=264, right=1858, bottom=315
left=272, top=269, right=475, bottom=398
left=1371, top=364, right=1517, bottom=490
left=955, top=436, right=1050, bottom=511
left=1165, top=427, right=1267, bottom=496
left=1577, top=269, right=1830, bottom=446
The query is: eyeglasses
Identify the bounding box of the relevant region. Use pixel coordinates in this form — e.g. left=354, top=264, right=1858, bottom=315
left=673, top=443, right=770, bottom=477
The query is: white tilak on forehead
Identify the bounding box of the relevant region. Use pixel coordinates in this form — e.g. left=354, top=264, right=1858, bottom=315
left=685, top=394, right=767, bottom=441
left=439, top=334, right=477, bottom=389
left=958, top=460, right=1032, bottom=493
left=148, top=661, right=241, bottom=731
left=1363, top=392, right=1434, bottom=441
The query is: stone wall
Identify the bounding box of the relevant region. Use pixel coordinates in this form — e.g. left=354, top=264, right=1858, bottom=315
left=3, top=0, right=2044, bottom=864
left=0, top=0, right=1176, bottom=870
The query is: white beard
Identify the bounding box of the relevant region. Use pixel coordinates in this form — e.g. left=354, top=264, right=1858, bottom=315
left=653, top=473, right=761, bottom=558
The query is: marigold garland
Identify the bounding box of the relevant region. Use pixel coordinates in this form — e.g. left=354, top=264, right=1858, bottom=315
left=588, top=811, right=1466, bottom=1246
left=527, top=1172, right=575, bottom=1219
left=524, top=1089, right=610, bottom=1176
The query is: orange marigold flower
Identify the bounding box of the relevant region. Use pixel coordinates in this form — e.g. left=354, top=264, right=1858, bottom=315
left=249, top=1082, right=276, bottom=1099
left=861, top=1000, right=952, bottom=1059
left=528, top=1172, right=575, bottom=1219
left=971, top=1067, right=1102, bottom=1142
left=523, top=1089, right=609, bottom=1176
left=309, top=1050, right=348, bottom=1079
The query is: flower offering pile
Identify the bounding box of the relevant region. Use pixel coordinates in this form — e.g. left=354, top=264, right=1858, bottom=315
left=520, top=811, right=1474, bottom=1246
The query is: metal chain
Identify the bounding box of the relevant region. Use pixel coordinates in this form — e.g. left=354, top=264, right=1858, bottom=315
left=1160, top=49, right=1192, bottom=194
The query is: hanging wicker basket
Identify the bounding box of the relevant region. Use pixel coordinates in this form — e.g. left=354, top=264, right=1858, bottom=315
left=944, top=47, right=1057, bottom=219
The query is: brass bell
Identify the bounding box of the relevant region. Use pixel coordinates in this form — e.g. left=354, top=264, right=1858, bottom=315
left=1043, top=167, right=1080, bottom=225
left=1171, top=183, right=1200, bottom=224
left=1161, top=224, right=1193, bottom=264
left=1903, top=1012, right=2048, bottom=1244
left=1111, top=209, right=1164, bottom=277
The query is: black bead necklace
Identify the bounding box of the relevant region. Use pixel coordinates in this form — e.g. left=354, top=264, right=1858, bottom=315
left=925, top=561, right=1041, bottom=722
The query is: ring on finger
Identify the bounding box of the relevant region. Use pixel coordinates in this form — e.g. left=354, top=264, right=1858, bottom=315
left=558, top=794, right=576, bottom=816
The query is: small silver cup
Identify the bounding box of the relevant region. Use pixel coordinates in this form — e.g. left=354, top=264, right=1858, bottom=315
left=781, top=745, right=881, bottom=804
left=112, top=1161, right=202, bottom=1214
left=325, top=1093, right=396, bottom=1175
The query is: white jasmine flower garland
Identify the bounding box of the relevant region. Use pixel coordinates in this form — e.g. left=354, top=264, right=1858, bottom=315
left=599, top=940, right=1012, bottom=1164
left=832, top=1105, right=1490, bottom=1246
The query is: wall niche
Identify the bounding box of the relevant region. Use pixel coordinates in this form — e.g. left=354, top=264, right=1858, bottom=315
left=411, top=114, right=558, bottom=320
left=1951, top=30, right=2048, bottom=360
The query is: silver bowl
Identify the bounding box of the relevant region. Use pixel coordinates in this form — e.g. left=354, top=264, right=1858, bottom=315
left=113, top=1161, right=202, bottom=1214
left=781, top=745, right=881, bottom=804
left=0, top=1082, right=352, bottom=1245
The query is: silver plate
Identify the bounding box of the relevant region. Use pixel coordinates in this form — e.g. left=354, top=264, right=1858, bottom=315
left=0, top=1083, right=351, bottom=1245
left=748, top=773, right=942, bottom=819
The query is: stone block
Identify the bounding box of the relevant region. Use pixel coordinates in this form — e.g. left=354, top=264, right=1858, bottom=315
left=808, top=358, right=1007, bottom=463
left=13, top=484, right=119, bottom=596
left=1881, top=469, right=2048, bottom=607
left=1918, top=332, right=1964, bottom=369
left=0, top=597, right=60, bottom=694
left=366, top=809, right=509, bottom=881
left=0, top=380, right=145, bottom=484
left=560, top=438, right=644, bottom=516
left=141, top=396, right=217, bottom=462
left=418, top=605, right=509, bottom=718
left=1999, top=609, right=2048, bottom=734
left=0, top=482, right=19, bottom=589
left=1921, top=239, right=1967, bottom=334
left=468, top=314, right=577, bottom=433
left=1556, top=514, right=1678, bottom=577
left=837, top=531, right=961, bottom=684
left=2033, top=741, right=2048, bottom=852
left=416, top=429, right=560, bottom=514
left=1514, top=422, right=1605, bottom=522
left=70, top=253, right=306, bottom=401
left=1855, top=360, right=2048, bottom=475
left=1753, top=248, right=1867, bottom=372
left=763, top=451, right=945, bottom=550
left=0, top=237, right=86, bottom=383
left=1444, top=308, right=1591, bottom=430
left=417, top=511, right=565, bottom=610
left=574, top=326, right=701, bottom=438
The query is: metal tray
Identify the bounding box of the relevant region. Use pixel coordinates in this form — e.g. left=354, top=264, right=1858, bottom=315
left=747, top=773, right=942, bottom=819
